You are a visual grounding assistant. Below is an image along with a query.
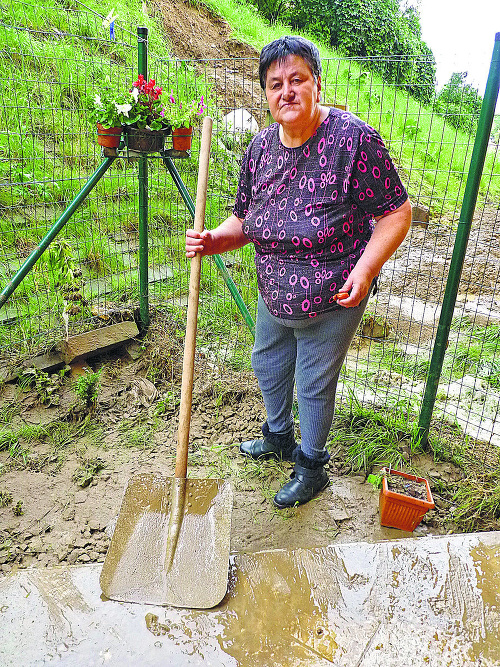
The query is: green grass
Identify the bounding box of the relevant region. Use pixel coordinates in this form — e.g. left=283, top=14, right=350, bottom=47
left=1, top=0, right=498, bottom=358
left=329, top=409, right=420, bottom=473
left=203, top=440, right=292, bottom=505
left=369, top=343, right=431, bottom=383
left=451, top=474, right=500, bottom=532
left=328, top=396, right=424, bottom=474
left=0, top=489, right=13, bottom=507
left=0, top=416, right=104, bottom=476
left=0, top=402, right=22, bottom=424
left=0, top=428, right=18, bottom=451
left=444, top=322, right=500, bottom=389
left=119, top=420, right=159, bottom=449
left=427, top=429, right=468, bottom=469
left=153, top=389, right=181, bottom=416
left=354, top=320, right=500, bottom=397
left=0, top=422, right=52, bottom=455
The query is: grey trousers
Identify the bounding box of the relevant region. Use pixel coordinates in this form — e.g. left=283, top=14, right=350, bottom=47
left=252, top=292, right=371, bottom=461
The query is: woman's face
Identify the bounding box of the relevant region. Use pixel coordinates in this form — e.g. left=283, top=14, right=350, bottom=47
left=265, top=55, right=321, bottom=128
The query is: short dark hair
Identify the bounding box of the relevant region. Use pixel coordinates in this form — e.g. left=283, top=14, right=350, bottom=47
left=259, top=36, right=322, bottom=90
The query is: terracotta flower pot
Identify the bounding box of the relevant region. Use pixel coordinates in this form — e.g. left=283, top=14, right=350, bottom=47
left=172, top=126, right=193, bottom=151
left=96, top=123, right=122, bottom=148
left=125, top=126, right=170, bottom=153
left=379, top=468, right=434, bottom=532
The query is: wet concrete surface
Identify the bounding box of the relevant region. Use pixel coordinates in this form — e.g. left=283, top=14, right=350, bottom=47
left=2, top=531, right=500, bottom=666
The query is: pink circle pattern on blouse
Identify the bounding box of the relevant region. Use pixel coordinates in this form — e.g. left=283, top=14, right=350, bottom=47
left=234, top=108, right=408, bottom=320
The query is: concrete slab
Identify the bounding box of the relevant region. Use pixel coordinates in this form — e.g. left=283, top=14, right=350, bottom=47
left=61, top=321, right=139, bottom=363
left=1, top=532, right=500, bottom=666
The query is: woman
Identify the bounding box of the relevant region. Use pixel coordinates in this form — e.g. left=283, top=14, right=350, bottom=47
left=186, top=36, right=411, bottom=508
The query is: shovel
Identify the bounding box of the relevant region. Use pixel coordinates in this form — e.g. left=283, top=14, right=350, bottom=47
left=100, top=116, right=233, bottom=608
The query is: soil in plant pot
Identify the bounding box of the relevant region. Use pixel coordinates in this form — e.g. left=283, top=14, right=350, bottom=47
left=387, top=475, right=428, bottom=501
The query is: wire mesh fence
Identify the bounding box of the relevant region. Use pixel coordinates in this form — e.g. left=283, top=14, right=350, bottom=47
left=0, top=1, right=138, bottom=350
left=1, top=2, right=500, bottom=458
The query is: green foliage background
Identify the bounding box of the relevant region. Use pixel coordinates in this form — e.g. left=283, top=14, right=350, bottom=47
left=258, top=0, right=436, bottom=104
left=434, top=72, right=483, bottom=134
left=248, top=0, right=488, bottom=127
left=0, top=0, right=498, bottom=357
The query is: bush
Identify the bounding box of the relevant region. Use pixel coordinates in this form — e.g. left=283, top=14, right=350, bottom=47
left=434, top=72, right=483, bottom=135
left=284, top=0, right=436, bottom=105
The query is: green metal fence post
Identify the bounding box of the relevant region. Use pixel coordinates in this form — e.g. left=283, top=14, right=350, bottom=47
left=417, top=33, right=500, bottom=445
left=0, top=157, right=116, bottom=310
left=137, top=25, right=150, bottom=330
left=162, top=155, right=256, bottom=338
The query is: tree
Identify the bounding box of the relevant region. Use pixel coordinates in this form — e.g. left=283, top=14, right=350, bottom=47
left=284, top=0, right=436, bottom=104
left=250, top=0, right=286, bottom=24
left=434, top=72, right=483, bottom=134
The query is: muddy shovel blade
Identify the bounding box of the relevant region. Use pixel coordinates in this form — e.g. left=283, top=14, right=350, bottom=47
left=100, top=473, right=232, bottom=608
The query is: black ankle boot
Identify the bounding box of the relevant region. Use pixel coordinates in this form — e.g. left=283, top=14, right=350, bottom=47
left=240, top=421, right=296, bottom=462
left=273, top=450, right=330, bottom=508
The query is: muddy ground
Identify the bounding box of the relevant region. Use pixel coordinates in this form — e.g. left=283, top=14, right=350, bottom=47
left=0, top=319, right=463, bottom=576
left=1, top=0, right=500, bottom=576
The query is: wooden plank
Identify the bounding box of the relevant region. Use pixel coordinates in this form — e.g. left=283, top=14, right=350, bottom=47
left=61, top=321, right=139, bottom=364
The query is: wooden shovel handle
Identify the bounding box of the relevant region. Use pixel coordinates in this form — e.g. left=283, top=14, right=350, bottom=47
left=175, top=116, right=213, bottom=478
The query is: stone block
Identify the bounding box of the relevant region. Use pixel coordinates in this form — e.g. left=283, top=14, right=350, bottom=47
left=26, top=351, right=66, bottom=374
left=61, top=321, right=139, bottom=363
left=412, top=204, right=430, bottom=227
left=1, top=351, right=66, bottom=384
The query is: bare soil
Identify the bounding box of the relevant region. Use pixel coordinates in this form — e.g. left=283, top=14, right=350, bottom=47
left=386, top=474, right=428, bottom=501
left=0, top=310, right=465, bottom=577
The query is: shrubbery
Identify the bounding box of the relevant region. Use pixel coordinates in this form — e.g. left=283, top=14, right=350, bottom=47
left=433, top=72, right=483, bottom=135
left=253, top=0, right=437, bottom=105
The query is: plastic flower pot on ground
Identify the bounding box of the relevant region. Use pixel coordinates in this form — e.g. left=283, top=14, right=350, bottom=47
left=172, top=126, right=193, bottom=151
left=379, top=467, right=434, bottom=532
left=125, top=126, right=170, bottom=153
left=96, top=123, right=122, bottom=148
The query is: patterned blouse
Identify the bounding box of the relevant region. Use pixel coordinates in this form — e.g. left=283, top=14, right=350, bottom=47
left=233, top=107, right=408, bottom=320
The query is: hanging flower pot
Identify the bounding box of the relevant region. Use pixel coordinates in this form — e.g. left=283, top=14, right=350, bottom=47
left=172, top=126, right=193, bottom=151
left=125, top=126, right=170, bottom=153
left=96, top=123, right=123, bottom=148
left=379, top=468, right=434, bottom=532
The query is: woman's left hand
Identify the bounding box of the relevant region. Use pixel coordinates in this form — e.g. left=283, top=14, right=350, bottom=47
left=336, top=199, right=412, bottom=308
left=336, top=265, right=376, bottom=308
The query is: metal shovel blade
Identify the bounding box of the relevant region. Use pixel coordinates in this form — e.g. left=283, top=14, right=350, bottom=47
left=100, top=473, right=233, bottom=608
